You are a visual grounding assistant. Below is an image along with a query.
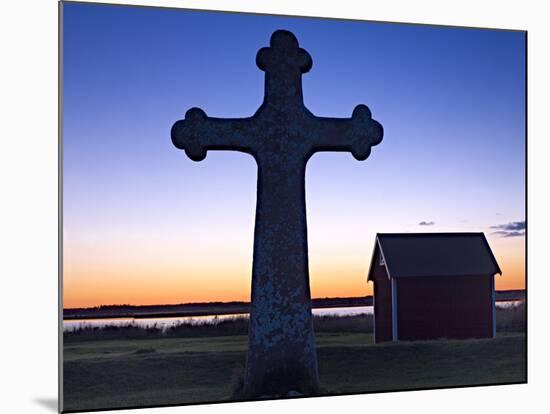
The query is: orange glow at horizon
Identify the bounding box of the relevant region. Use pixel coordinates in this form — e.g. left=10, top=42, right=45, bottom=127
left=63, top=234, right=525, bottom=309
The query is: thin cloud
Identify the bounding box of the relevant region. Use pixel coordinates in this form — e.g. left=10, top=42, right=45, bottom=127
left=418, top=221, right=435, bottom=226
left=490, top=220, right=525, bottom=237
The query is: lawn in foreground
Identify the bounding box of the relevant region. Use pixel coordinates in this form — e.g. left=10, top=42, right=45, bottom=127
left=63, top=332, right=525, bottom=412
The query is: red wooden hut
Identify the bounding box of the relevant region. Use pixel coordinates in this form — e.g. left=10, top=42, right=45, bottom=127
left=367, top=233, right=502, bottom=343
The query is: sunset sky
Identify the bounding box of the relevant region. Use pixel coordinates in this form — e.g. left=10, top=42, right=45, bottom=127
left=62, top=3, right=526, bottom=308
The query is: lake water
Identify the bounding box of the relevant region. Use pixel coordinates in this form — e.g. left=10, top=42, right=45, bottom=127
left=63, top=301, right=523, bottom=332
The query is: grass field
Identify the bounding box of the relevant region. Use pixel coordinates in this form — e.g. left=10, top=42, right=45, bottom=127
left=63, top=306, right=526, bottom=412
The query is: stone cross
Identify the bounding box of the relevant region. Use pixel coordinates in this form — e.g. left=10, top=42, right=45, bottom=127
left=171, top=30, right=383, bottom=398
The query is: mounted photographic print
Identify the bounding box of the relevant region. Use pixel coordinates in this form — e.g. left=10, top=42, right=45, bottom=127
left=60, top=1, right=527, bottom=412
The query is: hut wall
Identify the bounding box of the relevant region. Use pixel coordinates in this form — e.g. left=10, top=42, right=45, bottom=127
left=396, top=274, right=493, bottom=340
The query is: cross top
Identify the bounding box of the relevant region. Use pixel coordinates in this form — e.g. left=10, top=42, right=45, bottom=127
left=256, top=30, right=312, bottom=109
left=257, top=30, right=312, bottom=75
left=172, top=30, right=382, bottom=164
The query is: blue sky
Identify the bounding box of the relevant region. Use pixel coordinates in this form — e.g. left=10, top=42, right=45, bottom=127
left=62, top=2, right=525, bottom=306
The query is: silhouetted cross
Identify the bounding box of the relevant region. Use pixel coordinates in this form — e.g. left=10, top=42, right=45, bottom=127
left=172, top=30, right=383, bottom=398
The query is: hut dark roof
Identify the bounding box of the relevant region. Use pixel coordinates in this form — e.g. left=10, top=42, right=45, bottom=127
left=367, top=233, right=502, bottom=281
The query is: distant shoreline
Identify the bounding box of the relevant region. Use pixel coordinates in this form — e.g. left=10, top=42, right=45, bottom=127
left=63, top=290, right=525, bottom=321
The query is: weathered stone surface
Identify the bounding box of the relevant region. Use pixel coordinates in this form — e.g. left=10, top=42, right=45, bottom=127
left=171, top=30, right=383, bottom=398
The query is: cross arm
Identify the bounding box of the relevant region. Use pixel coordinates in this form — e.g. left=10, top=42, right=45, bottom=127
left=171, top=108, right=256, bottom=161
left=308, top=105, right=383, bottom=160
